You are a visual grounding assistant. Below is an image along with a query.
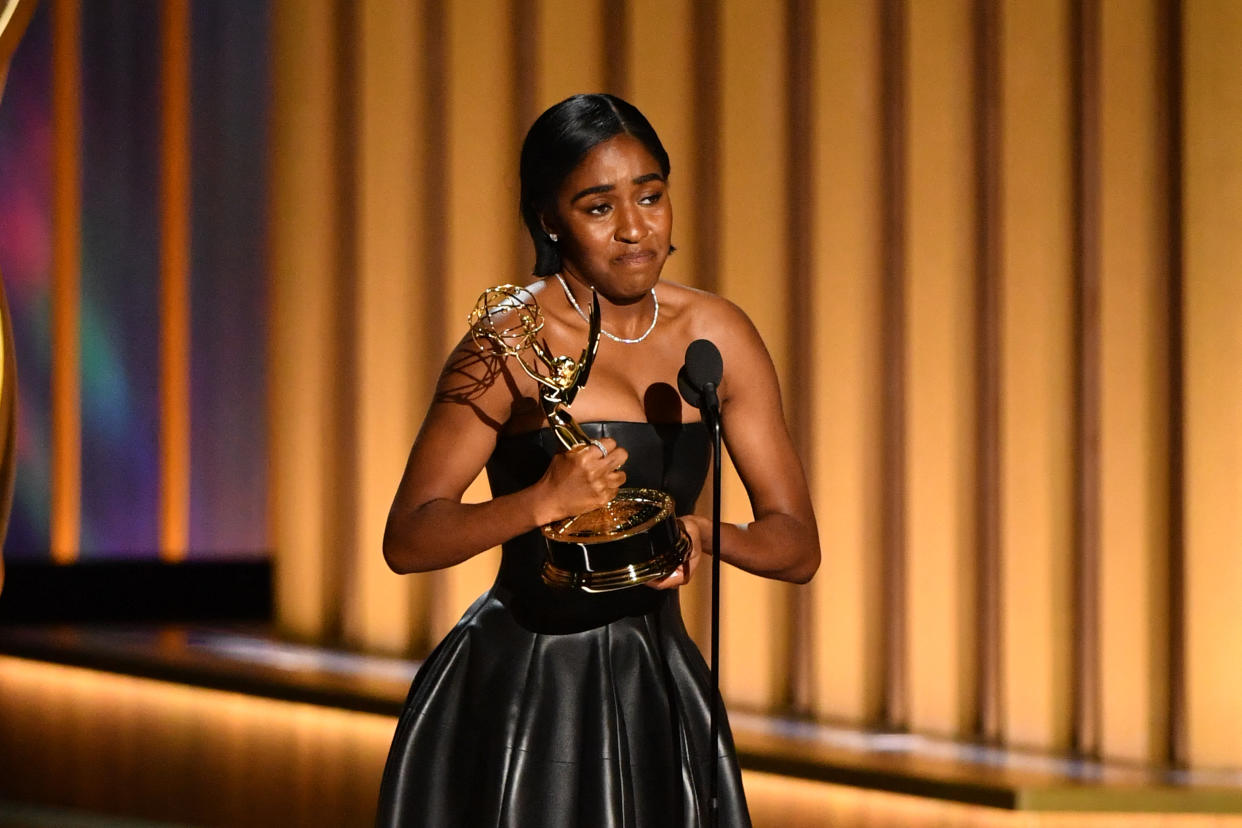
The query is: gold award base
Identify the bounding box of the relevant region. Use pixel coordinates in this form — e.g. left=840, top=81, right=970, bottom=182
left=540, top=487, right=690, bottom=593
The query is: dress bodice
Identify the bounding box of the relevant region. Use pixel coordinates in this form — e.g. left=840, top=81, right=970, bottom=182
left=486, top=421, right=710, bottom=513
left=484, top=421, right=710, bottom=633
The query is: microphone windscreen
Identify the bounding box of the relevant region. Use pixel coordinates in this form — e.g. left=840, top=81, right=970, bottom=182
left=677, top=365, right=701, bottom=408
left=683, top=339, right=723, bottom=388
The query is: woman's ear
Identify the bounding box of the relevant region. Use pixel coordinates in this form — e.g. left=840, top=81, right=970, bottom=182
left=539, top=214, right=561, bottom=244
left=539, top=207, right=563, bottom=235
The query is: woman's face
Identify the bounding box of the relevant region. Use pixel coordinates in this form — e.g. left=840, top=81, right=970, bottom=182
left=544, top=134, right=672, bottom=302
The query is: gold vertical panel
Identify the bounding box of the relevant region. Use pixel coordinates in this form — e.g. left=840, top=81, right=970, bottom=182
left=783, top=0, right=816, bottom=716
left=323, top=0, right=360, bottom=646
left=534, top=0, right=603, bottom=107
left=905, top=0, right=977, bottom=738
left=159, top=0, right=191, bottom=562
left=719, top=0, right=790, bottom=372
left=976, top=0, right=1003, bottom=739
left=600, top=0, right=627, bottom=94
left=1160, top=0, right=1187, bottom=768
left=1070, top=0, right=1103, bottom=758
left=627, top=0, right=697, bottom=291
left=269, top=0, right=340, bottom=639
left=809, top=0, right=885, bottom=723
left=1000, top=0, right=1074, bottom=751
left=716, top=0, right=789, bottom=710
left=345, top=0, right=423, bottom=653
left=1098, top=0, right=1169, bottom=764
left=51, top=0, right=81, bottom=564
left=878, top=0, right=908, bottom=731
left=432, top=0, right=520, bottom=638
left=686, top=0, right=721, bottom=299
left=402, top=0, right=450, bottom=654
left=973, top=0, right=1004, bottom=744
left=445, top=0, right=519, bottom=348
left=1182, top=0, right=1242, bottom=769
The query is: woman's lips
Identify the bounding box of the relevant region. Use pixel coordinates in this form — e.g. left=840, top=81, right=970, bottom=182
left=615, top=249, right=656, bottom=265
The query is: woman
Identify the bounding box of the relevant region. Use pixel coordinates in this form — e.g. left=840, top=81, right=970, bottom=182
left=377, top=93, right=819, bottom=827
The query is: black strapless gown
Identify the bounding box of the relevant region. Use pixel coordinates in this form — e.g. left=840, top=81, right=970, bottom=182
left=376, top=422, right=751, bottom=827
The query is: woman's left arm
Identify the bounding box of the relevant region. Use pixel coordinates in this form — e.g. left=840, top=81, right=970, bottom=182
left=688, top=300, right=821, bottom=584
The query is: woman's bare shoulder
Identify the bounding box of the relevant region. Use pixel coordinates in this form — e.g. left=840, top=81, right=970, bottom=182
left=429, top=329, right=540, bottom=427
left=655, top=283, right=750, bottom=332
left=657, top=281, right=757, bottom=339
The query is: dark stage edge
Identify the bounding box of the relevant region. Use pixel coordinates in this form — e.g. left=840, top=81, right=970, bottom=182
left=0, top=799, right=184, bottom=828
left=1, top=625, right=1241, bottom=814
left=0, top=561, right=272, bottom=624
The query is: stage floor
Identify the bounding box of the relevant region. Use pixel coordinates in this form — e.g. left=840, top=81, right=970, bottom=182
left=2, top=624, right=1241, bottom=817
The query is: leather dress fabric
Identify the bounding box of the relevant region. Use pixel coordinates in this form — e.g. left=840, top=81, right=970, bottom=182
left=376, top=421, right=752, bottom=827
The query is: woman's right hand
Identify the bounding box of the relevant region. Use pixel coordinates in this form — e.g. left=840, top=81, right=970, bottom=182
left=532, top=438, right=628, bottom=524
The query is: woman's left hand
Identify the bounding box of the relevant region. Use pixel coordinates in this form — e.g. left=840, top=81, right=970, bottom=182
left=647, top=514, right=707, bottom=590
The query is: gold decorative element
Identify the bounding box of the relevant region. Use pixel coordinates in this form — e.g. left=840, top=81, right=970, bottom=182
left=543, top=487, right=673, bottom=540
left=0, top=0, right=40, bottom=593
left=470, top=283, right=600, bottom=450
left=541, top=533, right=690, bottom=594
left=0, top=0, right=39, bottom=96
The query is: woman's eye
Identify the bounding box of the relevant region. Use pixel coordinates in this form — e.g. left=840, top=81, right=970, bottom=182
left=586, top=203, right=612, bottom=216
left=639, top=191, right=663, bottom=206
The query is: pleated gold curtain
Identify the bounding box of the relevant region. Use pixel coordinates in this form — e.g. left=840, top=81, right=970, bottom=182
left=268, top=0, right=1242, bottom=770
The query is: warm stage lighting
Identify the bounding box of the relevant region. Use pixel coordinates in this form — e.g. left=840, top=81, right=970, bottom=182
left=0, top=655, right=396, bottom=826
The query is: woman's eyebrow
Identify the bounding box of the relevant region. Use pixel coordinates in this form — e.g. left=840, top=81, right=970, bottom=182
left=570, top=183, right=614, bottom=202
left=570, top=173, right=665, bottom=204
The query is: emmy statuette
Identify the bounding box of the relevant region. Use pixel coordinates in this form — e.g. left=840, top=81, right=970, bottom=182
left=469, top=285, right=689, bottom=593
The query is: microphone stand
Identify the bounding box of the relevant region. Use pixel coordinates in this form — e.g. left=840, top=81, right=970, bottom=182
left=704, top=389, right=722, bottom=828
left=678, top=341, right=725, bottom=826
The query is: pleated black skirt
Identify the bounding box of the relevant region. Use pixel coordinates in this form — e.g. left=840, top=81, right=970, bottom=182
left=377, top=423, right=749, bottom=827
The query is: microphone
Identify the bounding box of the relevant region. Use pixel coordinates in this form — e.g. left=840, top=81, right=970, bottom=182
left=679, top=337, right=726, bottom=828
left=677, top=339, right=723, bottom=416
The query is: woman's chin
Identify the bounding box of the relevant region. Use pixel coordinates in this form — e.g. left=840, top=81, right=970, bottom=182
left=613, top=262, right=668, bottom=297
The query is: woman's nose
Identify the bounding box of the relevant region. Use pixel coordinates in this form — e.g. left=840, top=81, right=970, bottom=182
left=614, top=204, right=646, bottom=242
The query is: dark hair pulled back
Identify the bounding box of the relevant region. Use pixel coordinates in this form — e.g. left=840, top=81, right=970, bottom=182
left=519, top=93, right=671, bottom=276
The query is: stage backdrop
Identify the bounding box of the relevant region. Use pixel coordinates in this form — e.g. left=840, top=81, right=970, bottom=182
left=266, top=0, right=1242, bottom=773
left=7, top=0, right=1242, bottom=778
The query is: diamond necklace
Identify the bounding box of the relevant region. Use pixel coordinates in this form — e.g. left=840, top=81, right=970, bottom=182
left=555, top=273, right=659, bottom=345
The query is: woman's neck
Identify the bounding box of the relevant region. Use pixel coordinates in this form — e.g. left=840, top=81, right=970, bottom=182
left=554, top=272, right=658, bottom=343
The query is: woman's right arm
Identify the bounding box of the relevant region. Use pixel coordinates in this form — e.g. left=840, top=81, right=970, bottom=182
left=382, top=342, right=628, bottom=575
